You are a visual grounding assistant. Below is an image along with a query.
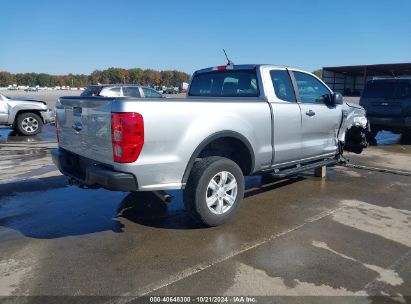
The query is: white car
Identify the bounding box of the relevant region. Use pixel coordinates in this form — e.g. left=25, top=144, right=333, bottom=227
left=80, top=85, right=166, bottom=98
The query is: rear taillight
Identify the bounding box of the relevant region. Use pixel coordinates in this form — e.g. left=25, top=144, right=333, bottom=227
left=111, top=113, right=144, bottom=163
left=55, top=111, right=59, bottom=144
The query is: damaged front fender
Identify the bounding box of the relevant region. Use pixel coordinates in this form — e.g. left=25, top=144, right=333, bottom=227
left=338, top=102, right=370, bottom=154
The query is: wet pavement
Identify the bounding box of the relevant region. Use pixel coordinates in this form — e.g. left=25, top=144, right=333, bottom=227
left=0, top=126, right=411, bottom=302
left=0, top=126, right=58, bottom=183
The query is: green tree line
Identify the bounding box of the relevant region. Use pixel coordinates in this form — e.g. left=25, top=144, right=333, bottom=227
left=0, top=68, right=190, bottom=88
left=312, top=69, right=322, bottom=78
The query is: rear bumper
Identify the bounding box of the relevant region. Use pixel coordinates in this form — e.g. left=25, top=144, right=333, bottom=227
left=51, top=148, right=138, bottom=192
left=368, top=116, right=411, bottom=130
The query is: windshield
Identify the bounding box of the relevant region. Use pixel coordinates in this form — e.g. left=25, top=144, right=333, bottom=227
left=362, top=80, right=411, bottom=99
left=80, top=86, right=103, bottom=97
left=188, top=70, right=259, bottom=97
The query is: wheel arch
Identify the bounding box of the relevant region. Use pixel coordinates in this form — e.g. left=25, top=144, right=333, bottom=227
left=11, top=109, right=45, bottom=126
left=181, top=131, right=255, bottom=187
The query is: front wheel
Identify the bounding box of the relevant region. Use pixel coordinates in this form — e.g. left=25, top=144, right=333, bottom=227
left=183, top=157, right=245, bottom=227
left=15, top=112, right=43, bottom=135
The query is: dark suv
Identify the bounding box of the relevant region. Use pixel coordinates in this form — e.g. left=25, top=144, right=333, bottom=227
left=360, top=78, right=411, bottom=141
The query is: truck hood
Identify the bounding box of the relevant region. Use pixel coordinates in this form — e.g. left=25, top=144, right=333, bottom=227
left=8, top=97, right=47, bottom=106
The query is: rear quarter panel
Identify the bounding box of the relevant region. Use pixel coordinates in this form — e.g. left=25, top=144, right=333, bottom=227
left=112, top=98, right=272, bottom=190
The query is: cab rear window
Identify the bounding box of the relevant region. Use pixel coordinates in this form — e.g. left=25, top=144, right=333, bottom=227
left=81, top=86, right=103, bottom=97
left=188, top=70, right=259, bottom=97
left=363, top=80, right=411, bottom=99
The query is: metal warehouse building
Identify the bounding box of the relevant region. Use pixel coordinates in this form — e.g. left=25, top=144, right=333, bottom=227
left=322, top=63, right=411, bottom=96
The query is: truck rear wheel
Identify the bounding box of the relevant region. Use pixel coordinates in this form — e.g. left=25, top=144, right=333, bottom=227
left=15, top=112, right=43, bottom=136
left=183, top=156, right=244, bottom=227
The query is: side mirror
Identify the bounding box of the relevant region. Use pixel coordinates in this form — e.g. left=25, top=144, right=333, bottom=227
left=332, top=92, right=343, bottom=105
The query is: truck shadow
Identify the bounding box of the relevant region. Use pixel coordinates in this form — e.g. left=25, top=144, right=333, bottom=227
left=115, top=191, right=203, bottom=230
left=115, top=175, right=305, bottom=230
left=0, top=175, right=305, bottom=239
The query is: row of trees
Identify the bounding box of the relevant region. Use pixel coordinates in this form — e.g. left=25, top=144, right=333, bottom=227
left=312, top=69, right=322, bottom=78
left=90, top=68, right=189, bottom=87
left=0, top=68, right=190, bottom=88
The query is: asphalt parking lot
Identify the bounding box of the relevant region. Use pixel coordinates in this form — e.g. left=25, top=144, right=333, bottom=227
left=1, top=124, right=411, bottom=302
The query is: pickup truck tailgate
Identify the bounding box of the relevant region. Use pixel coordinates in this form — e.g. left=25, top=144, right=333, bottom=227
left=57, top=97, right=113, bottom=163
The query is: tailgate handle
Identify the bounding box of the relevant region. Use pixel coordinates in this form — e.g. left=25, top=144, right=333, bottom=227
left=306, top=110, right=316, bottom=117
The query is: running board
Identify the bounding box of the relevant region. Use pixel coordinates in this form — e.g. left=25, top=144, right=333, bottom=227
left=269, top=159, right=338, bottom=178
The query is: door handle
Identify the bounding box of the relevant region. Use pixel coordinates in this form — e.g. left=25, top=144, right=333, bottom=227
left=306, top=110, right=316, bottom=117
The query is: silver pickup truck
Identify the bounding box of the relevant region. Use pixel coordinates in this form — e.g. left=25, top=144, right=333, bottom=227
left=52, top=64, right=369, bottom=226
left=0, top=92, right=54, bottom=135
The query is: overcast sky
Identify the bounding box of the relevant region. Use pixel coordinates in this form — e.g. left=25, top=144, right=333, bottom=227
left=0, top=0, right=410, bottom=75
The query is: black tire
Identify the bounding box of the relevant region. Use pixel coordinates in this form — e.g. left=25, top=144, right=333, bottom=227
left=366, top=130, right=378, bottom=146
left=15, top=112, right=43, bottom=136
left=401, top=129, right=411, bottom=143
left=183, top=156, right=245, bottom=227
left=367, top=129, right=378, bottom=139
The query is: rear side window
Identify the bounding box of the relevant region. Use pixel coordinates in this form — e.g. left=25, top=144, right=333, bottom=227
left=123, top=87, right=141, bottom=98
left=81, top=86, right=102, bottom=97
left=188, top=70, right=259, bottom=97
left=270, top=70, right=296, bottom=102
left=363, top=81, right=396, bottom=98
left=103, top=87, right=121, bottom=97
left=142, top=88, right=162, bottom=98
